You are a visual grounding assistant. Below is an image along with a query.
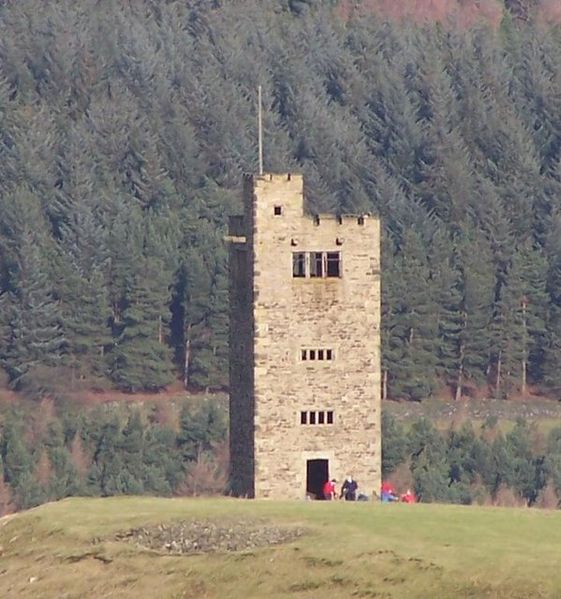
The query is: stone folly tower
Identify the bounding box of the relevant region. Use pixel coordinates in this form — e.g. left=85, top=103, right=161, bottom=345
left=228, top=173, right=381, bottom=500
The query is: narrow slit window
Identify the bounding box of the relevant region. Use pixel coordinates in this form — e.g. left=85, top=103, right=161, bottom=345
left=327, top=411, right=334, bottom=424
left=300, top=411, right=307, bottom=425
left=309, top=350, right=316, bottom=360
left=310, top=252, right=324, bottom=277
left=326, top=349, right=333, bottom=360
left=326, top=252, right=341, bottom=277
left=309, top=411, right=316, bottom=425
left=292, top=253, right=306, bottom=278
left=318, top=349, right=324, bottom=360
left=318, top=411, right=325, bottom=424
left=301, top=349, right=307, bottom=361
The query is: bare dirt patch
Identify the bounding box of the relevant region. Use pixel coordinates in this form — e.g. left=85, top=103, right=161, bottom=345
left=114, top=519, right=306, bottom=554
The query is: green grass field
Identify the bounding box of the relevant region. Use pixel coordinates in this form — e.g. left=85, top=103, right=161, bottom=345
left=1, top=497, right=561, bottom=598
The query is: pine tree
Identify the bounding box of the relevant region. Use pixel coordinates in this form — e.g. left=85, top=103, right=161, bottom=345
left=455, top=230, right=495, bottom=396
left=58, top=204, right=112, bottom=381
left=1, top=231, right=66, bottom=392
left=1, top=417, right=33, bottom=489
left=110, top=253, right=174, bottom=391
left=543, top=209, right=561, bottom=394
left=433, top=246, right=464, bottom=398
left=120, top=411, right=146, bottom=494
left=1, top=414, right=43, bottom=508
left=386, top=229, right=438, bottom=400
left=496, top=241, right=548, bottom=394
left=91, top=416, right=125, bottom=496
left=171, top=190, right=229, bottom=390
left=63, top=267, right=112, bottom=382
left=0, top=456, right=15, bottom=516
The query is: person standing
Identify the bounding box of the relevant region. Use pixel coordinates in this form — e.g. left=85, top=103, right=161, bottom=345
left=323, top=478, right=337, bottom=500
left=341, top=476, right=358, bottom=501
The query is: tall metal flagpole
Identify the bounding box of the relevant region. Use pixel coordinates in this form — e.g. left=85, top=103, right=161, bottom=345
left=258, top=85, right=263, bottom=175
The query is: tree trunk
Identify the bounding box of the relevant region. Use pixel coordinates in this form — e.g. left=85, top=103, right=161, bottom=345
left=496, top=350, right=502, bottom=397
left=382, top=369, right=388, bottom=401
left=456, top=341, right=464, bottom=401
left=184, top=322, right=191, bottom=389
left=521, top=300, right=527, bottom=396
left=158, top=315, right=163, bottom=344
left=455, top=364, right=463, bottom=401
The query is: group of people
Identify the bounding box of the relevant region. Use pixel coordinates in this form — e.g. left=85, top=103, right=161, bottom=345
left=381, top=481, right=416, bottom=503
left=322, top=476, right=359, bottom=501
left=322, top=477, right=416, bottom=503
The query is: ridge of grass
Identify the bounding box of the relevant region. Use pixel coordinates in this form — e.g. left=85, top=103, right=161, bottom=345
left=1, top=496, right=561, bottom=598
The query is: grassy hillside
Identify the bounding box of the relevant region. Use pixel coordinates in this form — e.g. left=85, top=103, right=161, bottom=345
left=1, top=497, right=561, bottom=598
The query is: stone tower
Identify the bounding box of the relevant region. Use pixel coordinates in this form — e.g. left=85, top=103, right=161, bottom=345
left=228, top=173, right=381, bottom=500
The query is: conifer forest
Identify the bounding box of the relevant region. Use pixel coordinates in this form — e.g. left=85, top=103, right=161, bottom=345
left=0, top=0, right=560, bottom=401
left=5, top=0, right=561, bottom=510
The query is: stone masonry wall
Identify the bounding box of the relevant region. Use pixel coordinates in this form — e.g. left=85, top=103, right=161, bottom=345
left=229, top=173, right=381, bottom=500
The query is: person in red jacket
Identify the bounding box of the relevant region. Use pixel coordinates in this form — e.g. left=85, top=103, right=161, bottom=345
left=323, top=479, right=337, bottom=500
left=381, top=481, right=397, bottom=502
left=400, top=489, right=416, bottom=504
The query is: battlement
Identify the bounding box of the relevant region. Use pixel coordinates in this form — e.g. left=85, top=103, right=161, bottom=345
left=236, top=172, right=376, bottom=231
left=243, top=172, right=302, bottom=183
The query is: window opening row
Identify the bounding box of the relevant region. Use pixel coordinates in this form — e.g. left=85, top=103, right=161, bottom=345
left=293, top=252, right=341, bottom=278
left=301, top=348, right=334, bottom=361
left=300, top=410, right=334, bottom=425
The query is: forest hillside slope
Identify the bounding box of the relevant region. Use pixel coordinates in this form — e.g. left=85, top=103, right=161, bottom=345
left=1, top=1, right=561, bottom=400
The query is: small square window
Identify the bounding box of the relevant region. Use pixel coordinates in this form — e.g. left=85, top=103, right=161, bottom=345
left=327, top=411, right=334, bottom=424
left=274, top=205, right=283, bottom=216
left=309, top=411, right=316, bottom=425
left=318, top=411, right=325, bottom=424
left=300, top=411, right=307, bottom=425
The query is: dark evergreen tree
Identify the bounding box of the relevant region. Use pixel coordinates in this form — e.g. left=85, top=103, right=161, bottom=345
left=1, top=231, right=66, bottom=392
left=386, top=229, right=438, bottom=400
left=110, top=256, right=175, bottom=391
left=455, top=230, right=495, bottom=396
left=381, top=411, right=406, bottom=477
left=495, top=241, right=548, bottom=394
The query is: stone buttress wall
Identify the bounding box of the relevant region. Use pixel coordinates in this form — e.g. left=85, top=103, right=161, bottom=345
left=228, top=176, right=255, bottom=497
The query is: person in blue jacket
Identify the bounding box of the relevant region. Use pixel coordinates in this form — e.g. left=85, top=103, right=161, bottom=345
left=341, top=476, right=358, bottom=501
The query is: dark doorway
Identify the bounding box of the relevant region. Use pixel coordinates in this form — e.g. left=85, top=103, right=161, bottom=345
left=306, top=459, right=329, bottom=499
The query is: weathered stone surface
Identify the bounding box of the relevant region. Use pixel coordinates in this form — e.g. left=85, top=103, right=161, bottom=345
left=229, top=173, right=381, bottom=499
